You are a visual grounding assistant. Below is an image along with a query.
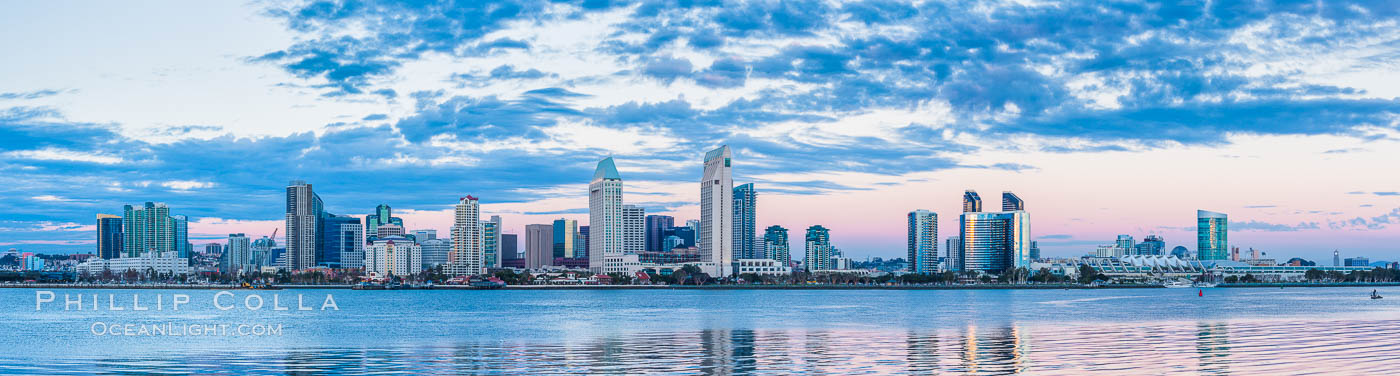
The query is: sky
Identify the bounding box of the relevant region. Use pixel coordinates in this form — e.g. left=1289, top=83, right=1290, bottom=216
left=1, top=0, right=1398, bottom=262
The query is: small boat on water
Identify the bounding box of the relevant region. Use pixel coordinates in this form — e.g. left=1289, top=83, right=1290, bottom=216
left=353, top=282, right=386, bottom=290
left=1163, top=280, right=1193, bottom=288
left=1192, top=282, right=1218, bottom=288
left=1372, top=290, right=1383, bottom=300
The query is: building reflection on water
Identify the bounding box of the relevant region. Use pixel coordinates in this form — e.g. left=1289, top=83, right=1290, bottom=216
left=30, top=319, right=1400, bottom=375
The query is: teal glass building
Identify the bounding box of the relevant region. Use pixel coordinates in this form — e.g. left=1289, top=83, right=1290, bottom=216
left=1196, top=210, right=1228, bottom=260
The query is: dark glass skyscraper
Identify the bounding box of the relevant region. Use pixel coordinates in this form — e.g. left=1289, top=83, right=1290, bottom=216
left=1001, top=192, right=1023, bottom=211
left=96, top=214, right=122, bottom=260
left=963, top=190, right=982, bottom=212
left=320, top=214, right=362, bottom=268
left=645, top=215, right=674, bottom=253
left=733, top=183, right=757, bottom=259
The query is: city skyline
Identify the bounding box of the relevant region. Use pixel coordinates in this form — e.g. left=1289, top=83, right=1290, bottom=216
left=2, top=1, right=1399, bottom=261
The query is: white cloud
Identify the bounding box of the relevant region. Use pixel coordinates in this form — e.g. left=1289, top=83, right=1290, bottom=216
left=161, top=180, right=215, bottom=190
left=4, top=148, right=123, bottom=164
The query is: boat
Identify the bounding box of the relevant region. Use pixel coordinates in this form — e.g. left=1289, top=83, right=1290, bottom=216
left=1372, top=290, right=1383, bottom=300
left=353, top=282, right=386, bottom=290
left=1163, top=280, right=1193, bottom=288
left=1192, top=282, right=1218, bottom=288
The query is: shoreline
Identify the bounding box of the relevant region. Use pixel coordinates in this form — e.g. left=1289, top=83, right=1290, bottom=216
left=2, top=282, right=1398, bottom=290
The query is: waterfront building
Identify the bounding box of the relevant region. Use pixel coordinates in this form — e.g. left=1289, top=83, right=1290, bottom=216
left=364, top=236, right=422, bottom=277
left=97, top=214, right=122, bottom=260
left=321, top=214, right=362, bottom=269
left=763, top=225, right=790, bottom=264
left=945, top=236, right=962, bottom=271
left=907, top=210, right=938, bottom=274
left=645, top=215, right=674, bottom=253
left=732, top=258, right=791, bottom=277
left=449, top=195, right=484, bottom=276
left=553, top=219, right=578, bottom=259
left=958, top=200, right=1030, bottom=272
left=589, top=157, right=625, bottom=274
left=1002, top=192, right=1024, bottom=211
left=122, top=202, right=173, bottom=258
left=962, top=190, right=982, bottom=212
left=1345, top=257, right=1370, bottom=267
left=172, top=215, right=190, bottom=259
left=733, top=183, right=757, bottom=260
left=365, top=204, right=404, bottom=242
left=483, top=215, right=502, bottom=268
left=1096, top=244, right=1123, bottom=258
left=412, top=229, right=437, bottom=241
left=285, top=180, right=321, bottom=271
left=623, top=205, right=645, bottom=254
left=1196, top=210, right=1228, bottom=260
left=420, top=238, right=451, bottom=269
left=226, top=233, right=252, bottom=273
left=804, top=225, right=833, bottom=272
left=701, top=146, right=734, bottom=277
left=526, top=224, right=554, bottom=268
left=77, top=251, right=190, bottom=276
left=1136, top=235, right=1165, bottom=256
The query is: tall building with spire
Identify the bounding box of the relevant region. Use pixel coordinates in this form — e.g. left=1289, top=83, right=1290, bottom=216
left=733, top=183, right=757, bottom=260
left=963, top=190, right=982, bottom=212
left=589, top=157, right=624, bottom=274
left=907, top=210, right=938, bottom=274
left=1196, top=210, right=1228, bottom=260
left=450, top=195, right=484, bottom=275
left=285, top=180, right=321, bottom=271
left=701, top=146, right=734, bottom=277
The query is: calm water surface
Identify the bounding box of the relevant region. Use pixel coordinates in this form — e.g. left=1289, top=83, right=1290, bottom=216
left=2, top=287, right=1398, bottom=374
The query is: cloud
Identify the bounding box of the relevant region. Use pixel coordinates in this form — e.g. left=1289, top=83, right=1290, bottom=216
left=1329, top=208, right=1400, bottom=231
left=4, top=148, right=123, bottom=164
left=1038, top=234, right=1073, bottom=240
left=0, top=89, right=68, bottom=100
left=1244, top=205, right=1277, bottom=209
left=161, top=181, right=216, bottom=191
left=1375, top=192, right=1400, bottom=196
left=1233, top=220, right=1321, bottom=232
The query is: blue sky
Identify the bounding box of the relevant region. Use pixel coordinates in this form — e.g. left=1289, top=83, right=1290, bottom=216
left=1, top=0, right=1398, bottom=261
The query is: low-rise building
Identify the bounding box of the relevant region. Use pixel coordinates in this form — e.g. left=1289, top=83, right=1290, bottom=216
left=732, top=258, right=791, bottom=277
left=76, top=252, right=191, bottom=276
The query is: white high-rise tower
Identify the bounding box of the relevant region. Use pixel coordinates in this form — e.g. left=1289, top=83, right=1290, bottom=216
left=450, top=195, right=483, bottom=275
left=589, top=157, right=624, bottom=274
left=701, top=146, right=733, bottom=277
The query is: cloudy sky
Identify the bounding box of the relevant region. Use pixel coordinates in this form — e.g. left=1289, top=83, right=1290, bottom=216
left=2, top=0, right=1398, bottom=261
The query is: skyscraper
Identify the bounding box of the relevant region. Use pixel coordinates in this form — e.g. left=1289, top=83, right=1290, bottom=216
left=365, top=204, right=404, bottom=241
left=958, top=190, right=1030, bottom=273
left=959, top=211, right=1030, bottom=272
left=483, top=215, right=501, bottom=268
left=364, top=236, right=421, bottom=276
left=804, top=225, right=832, bottom=272
left=1196, top=210, right=1228, bottom=260
left=501, top=233, right=518, bottom=261
left=686, top=219, right=701, bottom=238
left=907, top=210, right=938, bottom=274
left=553, top=218, right=578, bottom=258
left=623, top=205, right=645, bottom=254
left=645, top=215, right=675, bottom=253
left=665, top=226, right=697, bottom=249
left=526, top=224, right=554, bottom=268
left=96, top=214, right=122, bottom=260
left=226, top=233, right=251, bottom=273
left=945, top=236, right=962, bottom=271
left=701, top=146, right=734, bottom=277
left=321, top=214, right=363, bottom=268
left=122, top=202, right=173, bottom=258
left=733, top=183, right=757, bottom=260
left=963, top=190, right=982, bottom=212
left=285, top=181, right=320, bottom=271
left=172, top=215, right=190, bottom=259
left=763, top=225, right=789, bottom=264
left=589, top=157, right=624, bottom=274
left=420, top=238, right=451, bottom=269
left=1029, top=240, right=1041, bottom=261
left=1001, top=192, right=1024, bottom=211
left=449, top=195, right=484, bottom=276
left=1115, top=235, right=1135, bottom=255
left=577, top=225, right=589, bottom=259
